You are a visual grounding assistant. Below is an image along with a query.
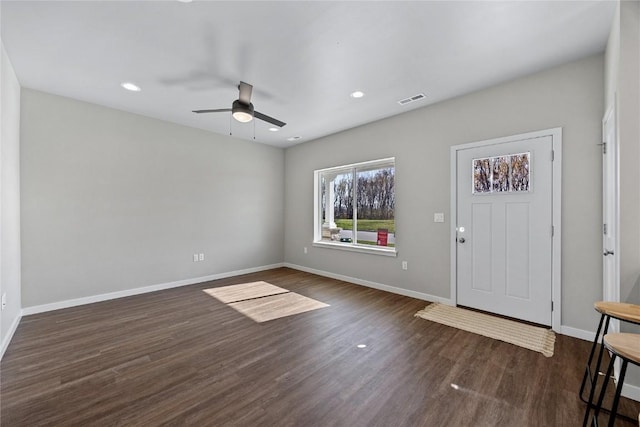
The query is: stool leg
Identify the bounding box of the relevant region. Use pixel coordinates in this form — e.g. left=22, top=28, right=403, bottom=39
left=590, top=353, right=617, bottom=426
left=580, top=313, right=608, bottom=403
left=595, top=316, right=612, bottom=378
left=608, top=360, right=628, bottom=427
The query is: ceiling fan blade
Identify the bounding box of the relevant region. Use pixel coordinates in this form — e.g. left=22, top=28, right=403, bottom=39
left=254, top=111, right=286, bottom=128
left=192, top=108, right=232, bottom=114
left=238, top=81, right=253, bottom=104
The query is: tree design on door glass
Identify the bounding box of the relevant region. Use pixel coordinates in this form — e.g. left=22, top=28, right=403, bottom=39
left=510, top=153, right=530, bottom=191
left=473, top=158, right=491, bottom=193
left=472, top=152, right=530, bottom=194
left=492, top=156, right=510, bottom=192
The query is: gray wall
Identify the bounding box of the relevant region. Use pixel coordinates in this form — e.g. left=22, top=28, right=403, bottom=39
left=604, top=3, right=620, bottom=115
left=20, top=89, right=284, bottom=308
left=617, top=0, right=640, bottom=306
left=284, top=54, right=604, bottom=332
left=1, top=42, right=22, bottom=352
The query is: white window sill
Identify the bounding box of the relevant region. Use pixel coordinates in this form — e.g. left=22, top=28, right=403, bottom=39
left=312, top=241, right=397, bottom=257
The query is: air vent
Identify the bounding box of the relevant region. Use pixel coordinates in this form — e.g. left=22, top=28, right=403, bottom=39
left=397, top=93, right=426, bottom=106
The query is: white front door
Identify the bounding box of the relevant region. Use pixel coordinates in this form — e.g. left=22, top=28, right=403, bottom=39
left=456, top=134, right=554, bottom=326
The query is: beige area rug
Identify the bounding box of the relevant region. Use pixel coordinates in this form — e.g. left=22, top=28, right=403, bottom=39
left=203, top=281, right=288, bottom=303
left=204, top=281, right=329, bottom=323
left=229, top=292, right=330, bottom=323
left=415, top=303, right=556, bottom=357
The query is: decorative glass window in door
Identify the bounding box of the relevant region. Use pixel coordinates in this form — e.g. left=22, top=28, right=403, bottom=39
left=473, top=152, right=530, bottom=194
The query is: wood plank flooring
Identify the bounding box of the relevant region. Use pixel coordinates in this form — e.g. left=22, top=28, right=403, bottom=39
left=1, top=267, right=638, bottom=426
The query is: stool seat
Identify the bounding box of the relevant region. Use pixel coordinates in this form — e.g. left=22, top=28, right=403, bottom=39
left=604, top=333, right=640, bottom=365
left=595, top=301, right=640, bottom=324
left=581, top=302, right=640, bottom=426
left=588, top=333, right=640, bottom=426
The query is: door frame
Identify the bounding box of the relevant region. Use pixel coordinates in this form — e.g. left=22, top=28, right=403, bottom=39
left=602, top=104, right=620, bottom=311
left=601, top=103, right=622, bottom=382
left=449, top=128, right=563, bottom=331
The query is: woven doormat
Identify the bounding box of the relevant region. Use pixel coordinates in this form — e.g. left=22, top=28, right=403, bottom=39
left=415, top=303, right=555, bottom=357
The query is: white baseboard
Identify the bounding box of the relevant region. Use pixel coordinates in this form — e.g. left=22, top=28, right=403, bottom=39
left=558, top=325, right=595, bottom=342
left=283, top=263, right=453, bottom=305
left=622, top=382, right=640, bottom=402
left=1, top=311, right=23, bottom=360
left=22, top=263, right=284, bottom=316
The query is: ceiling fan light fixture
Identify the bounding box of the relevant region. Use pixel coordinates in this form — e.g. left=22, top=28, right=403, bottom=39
left=231, top=100, right=254, bottom=123
left=232, top=111, right=253, bottom=123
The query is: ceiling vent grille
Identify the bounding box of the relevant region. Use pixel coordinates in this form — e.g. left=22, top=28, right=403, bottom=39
left=397, top=93, right=426, bottom=106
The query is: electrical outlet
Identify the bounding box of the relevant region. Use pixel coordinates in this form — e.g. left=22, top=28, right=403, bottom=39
left=304, top=247, right=308, bottom=254
left=193, top=254, right=199, bottom=262
left=199, top=253, right=205, bottom=261
left=434, top=213, right=445, bottom=223
left=1, top=293, right=6, bottom=310
left=402, top=261, right=408, bottom=270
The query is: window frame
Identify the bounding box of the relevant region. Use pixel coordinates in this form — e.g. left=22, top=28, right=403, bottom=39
left=313, top=157, right=397, bottom=257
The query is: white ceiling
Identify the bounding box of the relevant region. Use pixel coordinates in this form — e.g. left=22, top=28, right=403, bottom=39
left=1, top=1, right=615, bottom=148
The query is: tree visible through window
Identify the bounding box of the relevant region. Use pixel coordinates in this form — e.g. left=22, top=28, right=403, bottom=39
left=315, top=158, right=395, bottom=252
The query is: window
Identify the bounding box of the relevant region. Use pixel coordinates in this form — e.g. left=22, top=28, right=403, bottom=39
left=313, top=158, right=396, bottom=256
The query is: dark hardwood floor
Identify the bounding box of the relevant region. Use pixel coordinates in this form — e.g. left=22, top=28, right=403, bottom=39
left=1, top=267, right=638, bottom=426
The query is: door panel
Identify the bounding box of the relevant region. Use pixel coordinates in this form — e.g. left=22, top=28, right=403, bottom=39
left=471, top=203, right=492, bottom=292
left=457, top=135, right=553, bottom=325
left=506, top=202, right=530, bottom=299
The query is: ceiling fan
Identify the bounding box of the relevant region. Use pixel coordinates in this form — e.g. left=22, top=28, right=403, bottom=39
left=192, top=81, right=286, bottom=128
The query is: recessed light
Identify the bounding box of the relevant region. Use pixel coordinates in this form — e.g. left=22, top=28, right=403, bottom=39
left=287, top=136, right=302, bottom=141
left=350, top=91, right=365, bottom=98
left=121, top=82, right=141, bottom=92
left=268, top=127, right=279, bottom=132
left=356, top=344, right=367, bottom=348
left=177, top=0, right=193, bottom=3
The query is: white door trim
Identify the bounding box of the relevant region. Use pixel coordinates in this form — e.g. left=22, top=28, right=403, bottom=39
left=602, top=104, right=621, bottom=336
left=450, top=128, right=562, bottom=331
left=602, top=105, right=620, bottom=303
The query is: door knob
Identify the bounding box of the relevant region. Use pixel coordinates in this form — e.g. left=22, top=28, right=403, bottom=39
left=458, top=237, right=466, bottom=243
left=603, top=250, right=614, bottom=256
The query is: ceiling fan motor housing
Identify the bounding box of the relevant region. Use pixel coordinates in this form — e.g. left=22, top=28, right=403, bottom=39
left=232, top=99, right=254, bottom=122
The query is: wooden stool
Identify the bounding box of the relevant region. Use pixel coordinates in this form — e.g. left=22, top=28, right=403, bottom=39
left=580, top=302, right=640, bottom=419
left=586, top=333, right=640, bottom=426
